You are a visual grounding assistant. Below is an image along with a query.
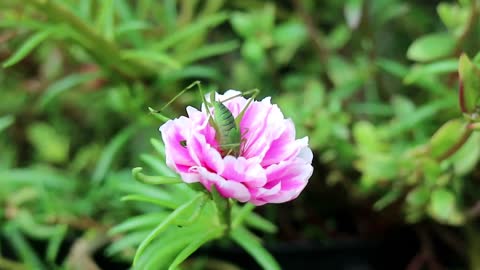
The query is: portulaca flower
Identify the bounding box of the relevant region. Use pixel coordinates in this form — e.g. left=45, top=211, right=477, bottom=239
left=160, top=90, right=313, bottom=205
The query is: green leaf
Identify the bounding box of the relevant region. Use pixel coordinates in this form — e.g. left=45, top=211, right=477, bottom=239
left=244, top=212, right=277, bottom=234
left=177, top=40, right=239, bottom=64
left=326, top=24, right=351, bottom=49
left=459, top=53, right=480, bottom=113
left=151, top=13, right=228, bottom=51
left=451, top=132, right=480, bottom=175
left=132, top=167, right=182, bottom=185
left=137, top=226, right=208, bottom=270
left=0, top=114, right=14, bottom=133
left=379, top=98, right=454, bottom=138
left=46, top=225, right=68, bottom=262
left=13, top=211, right=59, bottom=239
left=0, top=167, right=75, bottom=190
left=377, top=58, right=409, bottom=78
left=133, top=193, right=207, bottom=265
left=115, top=20, right=151, bottom=36
left=151, top=138, right=167, bottom=158
left=97, top=0, right=115, bottom=41
left=374, top=188, right=402, bottom=210
left=437, top=3, right=469, bottom=35
left=429, top=119, right=465, bottom=159
left=121, top=50, right=181, bottom=69
left=106, top=173, right=181, bottom=204
left=109, top=212, right=169, bottom=235
left=232, top=203, right=256, bottom=228
left=168, top=226, right=224, bottom=270
left=273, top=21, right=308, bottom=46
left=242, top=40, right=266, bottom=63
left=231, top=5, right=275, bottom=38
left=92, top=125, right=136, bottom=183
left=406, top=186, right=430, bottom=207
left=140, top=154, right=176, bottom=177
left=26, top=122, right=70, bottom=163
left=211, top=185, right=231, bottom=228
left=107, top=231, right=150, bottom=255
left=231, top=226, right=280, bottom=270
left=231, top=12, right=256, bottom=38
left=3, top=224, right=46, bottom=270
left=407, top=33, right=456, bottom=62
left=353, top=121, right=383, bottom=152
left=428, top=188, right=464, bottom=225
left=121, top=194, right=179, bottom=209
left=162, top=65, right=222, bottom=82
left=404, top=59, right=458, bottom=84
left=37, top=72, right=102, bottom=109
left=3, top=28, right=54, bottom=68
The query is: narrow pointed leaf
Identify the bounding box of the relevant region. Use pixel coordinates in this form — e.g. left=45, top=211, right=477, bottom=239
left=121, top=194, right=178, bottom=209
left=133, top=193, right=207, bottom=265
left=168, top=226, right=224, bottom=270
left=92, top=125, right=136, bottom=183
left=132, top=167, right=181, bottom=184
left=231, top=226, right=280, bottom=270
left=3, top=28, right=54, bottom=67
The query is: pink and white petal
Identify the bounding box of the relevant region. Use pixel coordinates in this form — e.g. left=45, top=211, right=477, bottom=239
left=186, top=133, right=224, bottom=173
left=192, top=166, right=251, bottom=202
left=259, top=188, right=304, bottom=204
left=186, top=106, right=218, bottom=148
left=261, top=119, right=299, bottom=166
left=259, top=159, right=313, bottom=203
left=221, top=156, right=267, bottom=188
left=297, top=140, right=313, bottom=163
left=160, top=118, right=196, bottom=172
left=241, top=102, right=285, bottom=159
left=180, top=171, right=200, bottom=183
left=248, top=183, right=282, bottom=205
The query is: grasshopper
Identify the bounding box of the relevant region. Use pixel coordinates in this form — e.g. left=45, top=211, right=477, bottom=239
left=150, top=81, right=259, bottom=157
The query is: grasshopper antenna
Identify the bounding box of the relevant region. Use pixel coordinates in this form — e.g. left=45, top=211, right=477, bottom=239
left=235, top=88, right=260, bottom=126
left=149, top=81, right=201, bottom=122
left=159, top=80, right=201, bottom=111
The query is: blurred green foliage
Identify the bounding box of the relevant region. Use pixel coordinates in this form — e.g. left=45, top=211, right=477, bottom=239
left=2, top=0, right=480, bottom=269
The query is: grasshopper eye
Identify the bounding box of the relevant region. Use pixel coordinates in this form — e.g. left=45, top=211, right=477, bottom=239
left=180, top=140, right=187, bottom=147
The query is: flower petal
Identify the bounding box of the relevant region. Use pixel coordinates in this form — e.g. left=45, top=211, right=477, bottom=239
left=192, top=166, right=251, bottom=202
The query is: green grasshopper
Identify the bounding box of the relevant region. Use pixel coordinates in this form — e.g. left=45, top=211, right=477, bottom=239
left=150, top=81, right=259, bottom=157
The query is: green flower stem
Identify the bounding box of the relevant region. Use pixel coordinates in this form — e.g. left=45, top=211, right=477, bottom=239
left=210, top=185, right=232, bottom=233
left=23, top=0, right=154, bottom=79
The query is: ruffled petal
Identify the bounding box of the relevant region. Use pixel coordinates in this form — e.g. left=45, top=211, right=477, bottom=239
left=221, top=156, right=267, bottom=188
left=159, top=117, right=196, bottom=173
left=254, top=159, right=313, bottom=204
left=191, top=166, right=251, bottom=202
left=261, top=119, right=300, bottom=166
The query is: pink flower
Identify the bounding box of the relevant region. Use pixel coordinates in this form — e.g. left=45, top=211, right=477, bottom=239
left=159, top=90, right=313, bottom=205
